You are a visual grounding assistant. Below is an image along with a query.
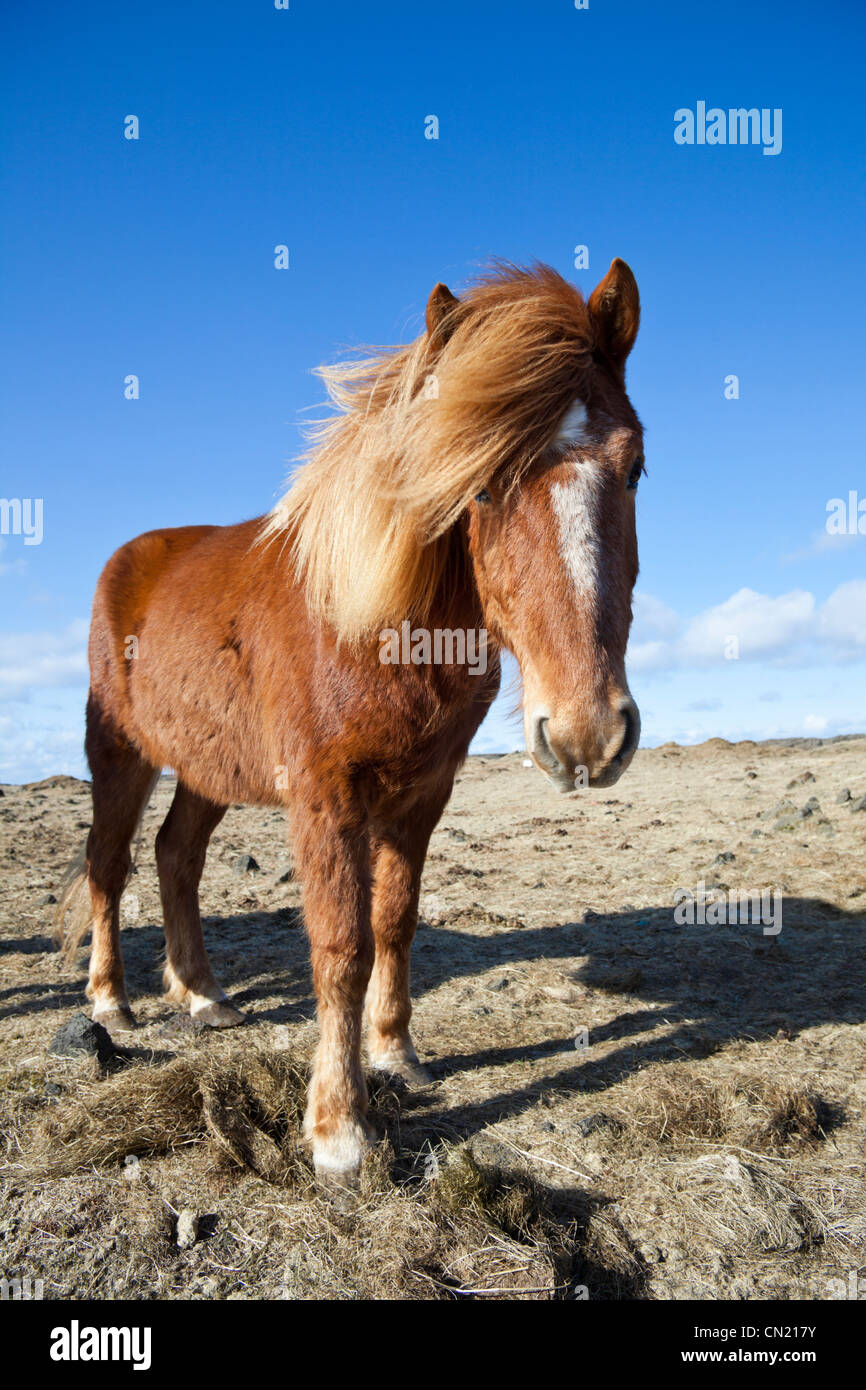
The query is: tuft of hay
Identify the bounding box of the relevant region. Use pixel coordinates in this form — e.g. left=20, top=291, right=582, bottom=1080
left=423, top=1146, right=641, bottom=1298
left=4, top=1050, right=649, bottom=1300
left=620, top=1070, right=835, bottom=1153
left=432, top=1146, right=547, bottom=1238
left=672, top=1152, right=827, bottom=1254
left=10, top=1048, right=404, bottom=1190
left=13, top=1056, right=207, bottom=1177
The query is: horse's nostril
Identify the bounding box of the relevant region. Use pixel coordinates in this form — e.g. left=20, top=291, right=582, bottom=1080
left=531, top=714, right=558, bottom=772
left=615, top=698, right=639, bottom=762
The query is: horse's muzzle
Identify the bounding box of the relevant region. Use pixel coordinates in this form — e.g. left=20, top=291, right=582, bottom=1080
left=528, top=695, right=640, bottom=792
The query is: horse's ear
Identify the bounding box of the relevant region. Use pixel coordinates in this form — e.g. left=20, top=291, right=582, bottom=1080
left=587, top=259, right=640, bottom=375
left=425, top=282, right=460, bottom=352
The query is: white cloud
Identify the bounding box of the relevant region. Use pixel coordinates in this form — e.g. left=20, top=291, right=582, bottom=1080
left=782, top=529, right=865, bottom=563
left=628, top=582, right=866, bottom=673
left=803, top=714, right=828, bottom=732
left=817, top=580, right=866, bottom=648
left=680, top=588, right=815, bottom=663
left=0, top=620, right=89, bottom=696
left=631, top=592, right=682, bottom=641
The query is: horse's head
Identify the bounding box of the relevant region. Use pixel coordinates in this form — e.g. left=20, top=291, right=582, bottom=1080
left=427, top=259, right=643, bottom=792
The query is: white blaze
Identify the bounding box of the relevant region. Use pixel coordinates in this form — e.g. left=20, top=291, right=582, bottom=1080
left=550, top=461, right=604, bottom=600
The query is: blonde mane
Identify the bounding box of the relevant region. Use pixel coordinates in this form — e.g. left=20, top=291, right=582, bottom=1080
left=263, top=263, right=595, bottom=640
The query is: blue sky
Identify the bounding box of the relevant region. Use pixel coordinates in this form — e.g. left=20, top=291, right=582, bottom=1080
left=1, top=0, right=864, bottom=781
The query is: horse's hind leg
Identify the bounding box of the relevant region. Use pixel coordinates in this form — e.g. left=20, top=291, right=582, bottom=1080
left=85, top=703, right=159, bottom=1030
left=155, top=782, right=245, bottom=1027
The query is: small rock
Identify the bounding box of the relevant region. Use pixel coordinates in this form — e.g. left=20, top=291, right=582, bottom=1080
left=49, top=1013, right=119, bottom=1068
left=539, top=1120, right=556, bottom=1133
left=158, top=1013, right=207, bottom=1039
left=40, top=892, right=57, bottom=906
left=573, top=1112, right=613, bottom=1138
left=176, top=1209, right=199, bottom=1250
left=123, top=1154, right=142, bottom=1183
left=638, top=1242, right=663, bottom=1265
left=835, top=788, right=852, bottom=805
left=802, top=796, right=820, bottom=816
left=773, top=812, right=806, bottom=832
left=485, top=977, right=510, bottom=992
left=712, top=851, right=736, bottom=865
left=787, top=771, right=816, bottom=788
left=232, top=853, right=260, bottom=875
left=851, top=796, right=866, bottom=814
left=274, top=868, right=294, bottom=884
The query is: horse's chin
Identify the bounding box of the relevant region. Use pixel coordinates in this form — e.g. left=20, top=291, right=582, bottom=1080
left=587, top=760, right=629, bottom=790
left=534, top=756, right=631, bottom=794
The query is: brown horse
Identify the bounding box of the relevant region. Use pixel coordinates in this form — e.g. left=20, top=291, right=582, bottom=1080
left=59, top=258, right=644, bottom=1180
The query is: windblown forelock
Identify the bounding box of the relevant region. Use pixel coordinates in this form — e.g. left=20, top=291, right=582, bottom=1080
left=262, top=264, right=595, bottom=640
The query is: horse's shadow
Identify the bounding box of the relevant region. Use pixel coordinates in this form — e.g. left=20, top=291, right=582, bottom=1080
left=8, top=894, right=862, bottom=1296
left=406, top=897, right=864, bottom=1143
left=15, top=895, right=865, bottom=1145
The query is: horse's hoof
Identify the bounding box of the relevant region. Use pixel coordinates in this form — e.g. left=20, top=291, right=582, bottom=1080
left=315, top=1167, right=362, bottom=1211
left=308, top=1117, right=372, bottom=1192
left=370, top=1058, right=433, bottom=1088
left=93, top=1006, right=137, bottom=1034
left=192, top=1000, right=247, bottom=1029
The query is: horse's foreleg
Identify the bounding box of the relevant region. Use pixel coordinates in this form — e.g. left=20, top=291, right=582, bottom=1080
left=155, top=783, right=244, bottom=1026
left=365, top=805, right=443, bottom=1086
left=295, top=806, right=374, bottom=1182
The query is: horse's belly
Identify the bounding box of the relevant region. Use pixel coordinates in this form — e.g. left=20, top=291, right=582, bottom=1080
left=128, top=623, right=282, bottom=808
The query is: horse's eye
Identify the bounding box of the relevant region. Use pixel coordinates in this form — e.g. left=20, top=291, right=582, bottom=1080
left=627, top=458, right=645, bottom=491
left=474, top=488, right=491, bottom=503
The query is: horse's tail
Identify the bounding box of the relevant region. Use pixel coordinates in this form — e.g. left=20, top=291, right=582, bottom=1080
left=53, top=843, right=92, bottom=960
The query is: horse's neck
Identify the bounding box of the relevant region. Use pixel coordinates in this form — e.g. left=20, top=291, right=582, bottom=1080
left=429, top=520, right=483, bottom=631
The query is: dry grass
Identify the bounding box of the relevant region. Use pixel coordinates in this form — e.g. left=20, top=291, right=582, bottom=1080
left=8, top=1048, right=389, bottom=1188
left=0, top=1041, right=845, bottom=1300
left=667, top=1152, right=828, bottom=1254
left=1, top=1047, right=605, bottom=1300
left=2, top=739, right=864, bottom=1299
left=616, top=1069, right=837, bottom=1153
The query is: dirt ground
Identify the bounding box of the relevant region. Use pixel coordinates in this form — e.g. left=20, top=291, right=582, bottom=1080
left=1, top=735, right=865, bottom=1300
